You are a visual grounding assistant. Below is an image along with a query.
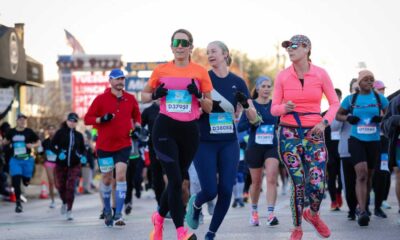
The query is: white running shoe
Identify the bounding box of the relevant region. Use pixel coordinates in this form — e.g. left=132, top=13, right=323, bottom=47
left=381, top=200, right=391, bottom=209
left=49, top=201, right=56, bottom=209
left=66, top=210, right=74, bottom=221
left=61, top=204, right=67, bottom=215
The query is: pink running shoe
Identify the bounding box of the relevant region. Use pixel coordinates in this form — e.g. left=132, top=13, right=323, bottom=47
left=290, top=227, right=303, bottom=240
left=303, top=208, right=331, bottom=238
left=149, top=212, right=164, bottom=240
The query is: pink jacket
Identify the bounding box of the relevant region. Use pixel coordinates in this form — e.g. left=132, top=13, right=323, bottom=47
left=271, top=63, right=339, bottom=127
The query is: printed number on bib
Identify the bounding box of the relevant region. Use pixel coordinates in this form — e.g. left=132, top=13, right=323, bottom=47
left=255, top=125, right=274, bottom=145
left=98, top=157, right=114, bottom=173
left=380, top=153, right=389, bottom=172
left=46, top=150, right=57, bottom=162
left=357, top=119, right=377, bottom=135
left=13, top=142, right=27, bottom=156
left=209, top=113, right=234, bottom=134
left=166, top=90, right=192, bottom=113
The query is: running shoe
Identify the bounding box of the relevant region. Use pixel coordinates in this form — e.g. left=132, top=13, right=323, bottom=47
left=237, top=198, right=245, bottom=207
left=99, top=208, right=105, bottom=219
left=357, top=211, right=370, bottom=227
left=330, top=201, right=339, bottom=211
left=66, top=210, right=74, bottom=221
left=15, top=202, right=23, bottom=213
left=290, top=228, right=303, bottom=240
left=114, top=213, right=126, bottom=226
left=231, top=199, right=238, bottom=208
left=125, top=203, right=132, bottom=215
left=374, top=208, right=387, bottom=218
left=303, top=208, right=330, bottom=238
left=49, top=201, right=56, bottom=209
left=177, top=227, right=196, bottom=240
left=347, top=211, right=356, bottom=221
left=381, top=200, right=391, bottom=209
left=243, top=192, right=249, bottom=203
left=185, top=195, right=199, bottom=230
left=336, top=193, right=343, bottom=208
left=266, top=213, right=279, bottom=226
left=205, top=231, right=215, bottom=240
left=60, top=203, right=67, bottom=215
left=249, top=211, right=259, bottom=226
left=149, top=212, right=164, bottom=240
left=104, top=210, right=113, bottom=227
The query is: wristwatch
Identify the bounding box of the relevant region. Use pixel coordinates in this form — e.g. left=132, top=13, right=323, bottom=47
left=322, top=119, right=329, bottom=127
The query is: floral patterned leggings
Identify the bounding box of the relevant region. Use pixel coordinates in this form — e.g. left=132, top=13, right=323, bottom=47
left=277, top=126, right=327, bottom=227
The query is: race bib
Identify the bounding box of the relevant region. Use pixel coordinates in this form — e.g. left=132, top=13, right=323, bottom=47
left=357, top=119, right=376, bottom=134
left=166, top=90, right=192, bottom=113
left=255, top=125, right=274, bottom=145
left=330, top=131, right=341, bottom=140
left=13, top=142, right=27, bottom=156
left=45, top=150, right=57, bottom=162
left=209, top=113, right=234, bottom=134
left=98, top=157, right=114, bottom=173
left=380, top=153, right=389, bottom=172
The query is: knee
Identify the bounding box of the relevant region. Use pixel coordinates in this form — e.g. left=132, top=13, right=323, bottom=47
left=356, top=170, right=368, bottom=183
left=251, top=180, right=262, bottom=190
left=266, top=173, right=278, bottom=186
left=203, top=188, right=218, bottom=201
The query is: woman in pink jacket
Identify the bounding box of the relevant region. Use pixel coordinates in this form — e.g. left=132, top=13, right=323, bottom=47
left=271, top=35, right=339, bottom=240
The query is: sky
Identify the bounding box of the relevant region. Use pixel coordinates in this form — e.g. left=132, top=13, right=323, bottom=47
left=1, top=0, right=400, bottom=96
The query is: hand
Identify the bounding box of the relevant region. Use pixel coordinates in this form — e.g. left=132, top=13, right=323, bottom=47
left=131, top=126, right=141, bottom=140
left=100, top=113, right=114, bottom=123
left=212, top=100, right=225, bottom=113
left=187, top=79, right=202, bottom=99
left=371, top=115, right=383, bottom=123
left=58, top=152, right=66, bottom=161
left=310, top=122, right=326, bottom=135
left=152, top=83, right=168, bottom=100
left=346, top=115, right=360, bottom=125
left=80, top=156, right=87, bottom=164
left=235, top=91, right=249, bottom=109
left=285, top=101, right=296, bottom=113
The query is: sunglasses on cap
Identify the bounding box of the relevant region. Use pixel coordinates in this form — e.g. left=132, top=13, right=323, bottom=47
left=172, top=39, right=190, bottom=48
left=282, top=41, right=306, bottom=50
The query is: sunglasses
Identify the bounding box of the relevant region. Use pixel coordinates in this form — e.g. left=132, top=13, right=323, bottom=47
left=172, top=39, right=190, bottom=48
left=282, top=42, right=305, bottom=50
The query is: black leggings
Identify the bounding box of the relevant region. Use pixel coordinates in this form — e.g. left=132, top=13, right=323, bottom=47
left=149, top=143, right=165, bottom=206
left=125, top=157, right=144, bottom=204
left=152, top=114, right=199, bottom=228
left=327, top=141, right=342, bottom=202
left=372, top=136, right=390, bottom=209
left=342, top=157, right=357, bottom=213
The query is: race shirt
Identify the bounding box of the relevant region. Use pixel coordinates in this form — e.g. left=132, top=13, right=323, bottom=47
left=6, top=128, right=39, bottom=159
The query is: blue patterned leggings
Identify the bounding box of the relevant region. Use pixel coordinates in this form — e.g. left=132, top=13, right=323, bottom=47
left=277, top=126, right=327, bottom=226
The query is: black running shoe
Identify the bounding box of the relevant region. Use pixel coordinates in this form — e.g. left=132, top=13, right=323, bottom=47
left=125, top=203, right=132, bottom=215
left=374, top=208, right=387, bottom=218
left=357, top=211, right=370, bottom=226
left=15, top=203, right=23, bottom=213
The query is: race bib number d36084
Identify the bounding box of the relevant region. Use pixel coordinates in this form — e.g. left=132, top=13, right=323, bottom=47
left=166, top=90, right=192, bottom=113
left=209, top=113, right=234, bottom=134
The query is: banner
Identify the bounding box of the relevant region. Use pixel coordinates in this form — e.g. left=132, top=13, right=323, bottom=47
left=72, top=73, right=109, bottom=117
left=125, top=77, right=148, bottom=93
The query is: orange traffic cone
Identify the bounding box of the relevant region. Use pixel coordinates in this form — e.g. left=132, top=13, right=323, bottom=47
left=9, top=187, right=16, bottom=202
left=39, top=180, right=49, bottom=199
left=78, top=177, right=84, bottom=194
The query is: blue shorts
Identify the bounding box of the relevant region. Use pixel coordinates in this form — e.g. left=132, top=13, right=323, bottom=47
left=9, top=157, right=35, bottom=178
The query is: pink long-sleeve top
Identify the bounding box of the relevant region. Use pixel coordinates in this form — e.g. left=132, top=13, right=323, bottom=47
left=271, top=63, right=339, bottom=127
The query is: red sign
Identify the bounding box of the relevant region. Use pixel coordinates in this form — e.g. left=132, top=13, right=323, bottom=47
left=72, top=73, right=110, bottom=117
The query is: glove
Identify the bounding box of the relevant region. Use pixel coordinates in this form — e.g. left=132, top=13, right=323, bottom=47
left=152, top=83, right=168, bottom=100
left=58, top=151, right=66, bottom=161
left=80, top=156, right=87, bottom=164
left=235, top=91, right=249, bottom=109
left=212, top=100, right=225, bottom=113
left=100, top=113, right=114, bottom=123
left=132, top=126, right=141, bottom=140
left=187, top=79, right=202, bottom=99
left=346, top=115, right=360, bottom=125
left=371, top=115, right=383, bottom=123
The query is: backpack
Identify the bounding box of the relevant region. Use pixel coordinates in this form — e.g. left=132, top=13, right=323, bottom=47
left=349, top=91, right=382, bottom=115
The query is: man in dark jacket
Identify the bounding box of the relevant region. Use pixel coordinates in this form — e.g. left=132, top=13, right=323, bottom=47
left=52, top=112, right=85, bottom=220
left=381, top=91, right=400, bottom=224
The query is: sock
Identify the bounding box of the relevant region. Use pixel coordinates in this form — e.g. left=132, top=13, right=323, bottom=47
left=232, top=184, right=239, bottom=198
left=252, top=204, right=258, bottom=212
left=237, top=182, right=244, bottom=199
left=268, top=205, right=275, bottom=215
left=100, top=183, right=112, bottom=213
left=193, top=201, right=202, bottom=220
left=115, top=181, right=127, bottom=215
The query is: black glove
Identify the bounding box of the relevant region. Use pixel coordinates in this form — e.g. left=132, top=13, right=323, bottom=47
left=131, top=126, right=141, bottom=140
left=187, top=79, right=202, bottom=99
left=152, top=83, right=168, bottom=100
left=235, top=91, right=249, bottom=109
left=371, top=115, right=383, bottom=123
left=100, top=113, right=114, bottom=123
left=346, top=115, right=360, bottom=125
left=212, top=100, right=225, bottom=113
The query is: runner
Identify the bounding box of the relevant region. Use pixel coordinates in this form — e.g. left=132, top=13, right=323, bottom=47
left=271, top=35, right=339, bottom=239
left=185, top=40, right=256, bottom=240
left=237, top=76, right=280, bottom=227
left=2, top=113, right=40, bottom=213
left=336, top=70, right=389, bottom=226
left=381, top=89, right=400, bottom=224
left=42, top=125, right=57, bottom=208
left=52, top=113, right=86, bottom=220
left=141, top=29, right=213, bottom=240
left=84, top=68, right=141, bottom=227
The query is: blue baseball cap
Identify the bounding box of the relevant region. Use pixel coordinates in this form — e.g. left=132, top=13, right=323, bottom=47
left=109, top=69, right=125, bottom=79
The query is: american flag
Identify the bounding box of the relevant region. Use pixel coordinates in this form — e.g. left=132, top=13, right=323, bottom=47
left=64, top=29, right=85, bottom=54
